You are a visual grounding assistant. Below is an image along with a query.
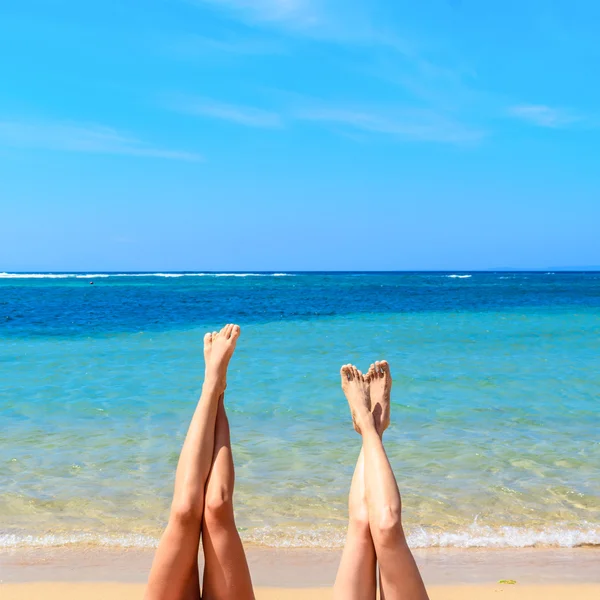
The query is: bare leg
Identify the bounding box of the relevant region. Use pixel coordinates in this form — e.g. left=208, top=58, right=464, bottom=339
left=333, top=446, right=377, bottom=600
left=341, top=363, right=429, bottom=600
left=364, top=361, right=429, bottom=600
left=145, top=324, right=241, bottom=600
left=201, top=393, right=255, bottom=600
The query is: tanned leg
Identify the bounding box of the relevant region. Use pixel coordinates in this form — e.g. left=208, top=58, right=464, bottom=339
left=333, top=438, right=377, bottom=600
left=145, top=324, right=241, bottom=600
left=364, top=361, right=429, bottom=600
left=201, top=392, right=255, bottom=600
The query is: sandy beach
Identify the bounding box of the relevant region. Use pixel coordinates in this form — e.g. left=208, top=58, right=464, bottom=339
left=3, top=583, right=600, bottom=600
left=1, top=547, right=599, bottom=599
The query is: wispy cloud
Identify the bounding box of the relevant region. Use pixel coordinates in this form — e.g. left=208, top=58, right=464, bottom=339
left=0, top=119, right=202, bottom=161
left=295, top=106, right=484, bottom=144
left=168, top=33, right=283, bottom=58
left=189, top=0, right=380, bottom=43
left=188, top=0, right=488, bottom=140
left=508, top=104, right=579, bottom=128
left=192, top=0, right=318, bottom=25
left=171, top=97, right=283, bottom=128
left=167, top=92, right=481, bottom=144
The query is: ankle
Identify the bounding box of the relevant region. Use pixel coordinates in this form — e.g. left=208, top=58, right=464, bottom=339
left=357, top=411, right=376, bottom=434
left=203, top=372, right=225, bottom=394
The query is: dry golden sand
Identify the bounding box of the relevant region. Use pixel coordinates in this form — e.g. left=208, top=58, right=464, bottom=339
left=2, top=583, right=600, bottom=599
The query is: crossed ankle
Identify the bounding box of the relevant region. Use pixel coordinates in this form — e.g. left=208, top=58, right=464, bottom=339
left=356, top=411, right=377, bottom=434
left=203, top=373, right=226, bottom=395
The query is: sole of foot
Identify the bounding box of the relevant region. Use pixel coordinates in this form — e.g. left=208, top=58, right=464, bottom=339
left=366, top=360, right=392, bottom=435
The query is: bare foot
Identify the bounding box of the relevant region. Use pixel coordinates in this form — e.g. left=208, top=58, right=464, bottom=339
left=366, top=360, right=392, bottom=436
left=203, top=324, right=241, bottom=392
left=340, top=364, right=372, bottom=434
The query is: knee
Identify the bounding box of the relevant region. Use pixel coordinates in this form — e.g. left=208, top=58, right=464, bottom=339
left=348, top=500, right=371, bottom=538
left=203, top=486, right=234, bottom=528
left=170, top=498, right=202, bottom=526
left=372, top=506, right=405, bottom=547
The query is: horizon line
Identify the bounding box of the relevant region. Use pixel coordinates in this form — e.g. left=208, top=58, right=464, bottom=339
left=2, top=269, right=600, bottom=274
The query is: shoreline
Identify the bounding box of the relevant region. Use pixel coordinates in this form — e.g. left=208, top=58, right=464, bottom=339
left=3, top=522, right=598, bottom=550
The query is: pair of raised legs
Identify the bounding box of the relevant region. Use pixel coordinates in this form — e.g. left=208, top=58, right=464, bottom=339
left=145, top=325, right=428, bottom=600
left=145, top=324, right=254, bottom=600
left=333, top=362, right=429, bottom=600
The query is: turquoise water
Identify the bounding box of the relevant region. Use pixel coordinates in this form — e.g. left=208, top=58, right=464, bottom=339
left=1, top=272, right=599, bottom=548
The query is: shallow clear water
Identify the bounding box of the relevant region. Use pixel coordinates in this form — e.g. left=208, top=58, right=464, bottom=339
left=1, top=272, right=599, bottom=548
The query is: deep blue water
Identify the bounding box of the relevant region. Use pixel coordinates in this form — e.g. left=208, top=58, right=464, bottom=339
left=2, top=272, right=600, bottom=337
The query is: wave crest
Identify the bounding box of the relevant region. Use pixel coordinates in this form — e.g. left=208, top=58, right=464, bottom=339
left=2, top=524, right=598, bottom=550
left=0, top=272, right=294, bottom=279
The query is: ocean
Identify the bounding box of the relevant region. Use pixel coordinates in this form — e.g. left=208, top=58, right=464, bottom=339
left=1, top=272, right=599, bottom=550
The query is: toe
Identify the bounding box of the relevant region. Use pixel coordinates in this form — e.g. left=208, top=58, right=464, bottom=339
left=341, top=365, right=352, bottom=381
left=224, top=324, right=234, bottom=338
left=204, top=332, right=212, bottom=346
left=380, top=360, right=389, bottom=374
left=230, top=324, right=241, bottom=340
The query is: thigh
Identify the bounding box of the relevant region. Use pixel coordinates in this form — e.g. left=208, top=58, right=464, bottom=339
left=333, top=523, right=377, bottom=600
left=183, top=562, right=201, bottom=600
left=201, top=519, right=255, bottom=600
left=145, top=519, right=202, bottom=600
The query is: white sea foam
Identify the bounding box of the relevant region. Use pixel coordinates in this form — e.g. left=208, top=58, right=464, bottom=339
left=2, top=525, right=598, bottom=550
left=0, top=273, right=71, bottom=279
left=212, top=273, right=291, bottom=277
left=405, top=524, right=600, bottom=549
left=244, top=526, right=347, bottom=549
left=0, top=272, right=294, bottom=279
left=0, top=532, right=158, bottom=549
left=447, top=274, right=472, bottom=279
left=130, top=273, right=185, bottom=277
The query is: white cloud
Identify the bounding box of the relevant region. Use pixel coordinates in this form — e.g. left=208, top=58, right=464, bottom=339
left=0, top=119, right=202, bottom=161
left=189, top=0, right=377, bottom=41
left=508, top=104, right=578, bottom=128
left=194, top=0, right=317, bottom=25
left=295, top=106, right=484, bottom=144
left=171, top=97, right=283, bottom=128
left=168, top=33, right=284, bottom=58
left=167, top=93, right=481, bottom=143
left=186, top=0, right=487, bottom=136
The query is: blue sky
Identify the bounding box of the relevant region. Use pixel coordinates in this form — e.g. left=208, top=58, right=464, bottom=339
left=1, top=0, right=599, bottom=271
